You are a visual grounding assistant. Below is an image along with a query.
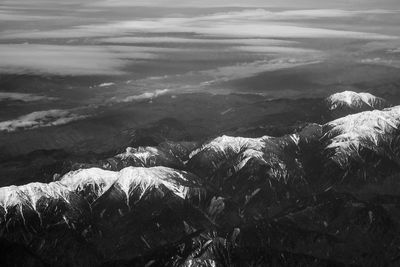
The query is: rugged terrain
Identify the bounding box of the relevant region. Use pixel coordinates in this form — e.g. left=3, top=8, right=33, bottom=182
left=1, top=91, right=400, bottom=266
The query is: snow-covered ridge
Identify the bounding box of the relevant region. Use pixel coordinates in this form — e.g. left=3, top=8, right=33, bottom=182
left=117, top=146, right=162, bottom=161
left=324, top=105, right=400, bottom=167
left=326, top=91, right=389, bottom=112
left=0, top=166, right=198, bottom=226
left=74, top=141, right=198, bottom=172
left=113, top=146, right=180, bottom=168
left=189, top=135, right=271, bottom=172
left=113, top=167, right=196, bottom=207
left=0, top=168, right=114, bottom=221
left=189, top=135, right=271, bottom=159
left=0, top=182, right=71, bottom=215
left=187, top=132, right=310, bottom=179
left=59, top=168, right=118, bottom=202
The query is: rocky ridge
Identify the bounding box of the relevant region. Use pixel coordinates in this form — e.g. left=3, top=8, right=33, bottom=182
left=1, top=91, right=400, bottom=266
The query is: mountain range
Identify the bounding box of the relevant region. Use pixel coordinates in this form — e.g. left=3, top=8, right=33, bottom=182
left=1, top=91, right=400, bottom=266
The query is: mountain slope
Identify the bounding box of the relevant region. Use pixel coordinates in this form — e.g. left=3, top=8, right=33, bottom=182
left=326, top=90, right=390, bottom=119
left=1, top=92, right=400, bottom=266
left=0, top=166, right=211, bottom=266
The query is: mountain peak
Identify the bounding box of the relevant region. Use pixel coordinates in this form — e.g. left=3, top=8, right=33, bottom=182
left=115, top=166, right=195, bottom=203
left=324, top=105, right=400, bottom=167
left=326, top=90, right=389, bottom=112
left=59, top=168, right=118, bottom=202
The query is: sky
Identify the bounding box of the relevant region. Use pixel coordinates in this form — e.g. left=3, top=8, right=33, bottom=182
left=1, top=0, right=400, bottom=8
left=0, top=0, right=400, bottom=132
left=1, top=3, right=398, bottom=76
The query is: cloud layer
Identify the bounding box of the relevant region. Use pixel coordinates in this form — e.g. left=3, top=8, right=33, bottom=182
left=0, top=8, right=396, bottom=76
left=0, top=44, right=161, bottom=76
left=90, top=0, right=400, bottom=9
left=0, top=109, right=87, bottom=132
left=3, top=9, right=395, bottom=40
left=200, top=57, right=322, bottom=82
left=0, top=92, right=56, bottom=102
left=119, top=89, right=170, bottom=102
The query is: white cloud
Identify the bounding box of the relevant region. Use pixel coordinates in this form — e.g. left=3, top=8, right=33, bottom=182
left=119, top=89, right=169, bottom=102
left=232, top=46, right=320, bottom=54
left=0, top=44, right=124, bottom=76
left=0, top=10, right=70, bottom=21
left=89, top=0, right=400, bottom=10
left=1, top=9, right=396, bottom=40
left=0, top=8, right=396, bottom=79
left=98, top=82, right=115, bottom=87
left=200, top=58, right=322, bottom=82
left=0, top=40, right=325, bottom=76
left=361, top=57, right=400, bottom=68
left=272, top=9, right=397, bottom=18
left=188, top=9, right=395, bottom=21
left=0, top=109, right=88, bottom=132
left=210, top=9, right=397, bottom=20
left=0, top=44, right=161, bottom=76
left=125, top=45, right=325, bottom=87
left=0, top=92, right=56, bottom=102
left=99, top=36, right=296, bottom=46
left=188, top=23, right=395, bottom=39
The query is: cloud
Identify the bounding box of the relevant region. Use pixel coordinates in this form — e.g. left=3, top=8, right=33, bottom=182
left=90, top=0, right=400, bottom=9
left=143, top=56, right=323, bottom=88
left=126, top=44, right=325, bottom=88
left=232, top=46, right=320, bottom=54
left=272, top=9, right=397, bottom=18
left=209, top=8, right=397, bottom=20
left=118, top=89, right=170, bottom=102
left=0, top=44, right=161, bottom=76
left=188, top=23, right=395, bottom=39
left=0, top=41, right=323, bottom=77
left=0, top=10, right=68, bottom=21
left=0, top=92, right=56, bottom=102
left=200, top=58, right=322, bottom=82
left=361, top=57, right=400, bottom=68
left=98, top=82, right=115, bottom=88
left=187, top=8, right=397, bottom=21
left=0, top=43, right=240, bottom=76
left=0, top=109, right=88, bottom=132
left=1, top=9, right=396, bottom=40
left=100, top=36, right=296, bottom=46
left=0, top=8, right=396, bottom=79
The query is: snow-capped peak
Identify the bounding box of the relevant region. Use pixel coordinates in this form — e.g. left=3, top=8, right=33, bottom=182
left=326, top=91, right=389, bottom=111
left=0, top=166, right=199, bottom=228
left=116, top=146, right=161, bottom=161
left=187, top=132, right=310, bottom=180
left=189, top=135, right=270, bottom=159
left=0, top=181, right=72, bottom=225
left=59, top=168, right=118, bottom=201
left=188, top=135, right=272, bottom=175
left=115, top=167, right=194, bottom=205
left=324, top=105, right=400, bottom=167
